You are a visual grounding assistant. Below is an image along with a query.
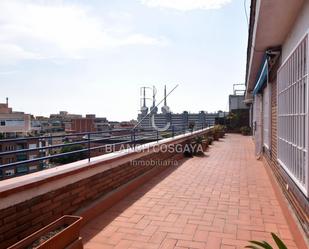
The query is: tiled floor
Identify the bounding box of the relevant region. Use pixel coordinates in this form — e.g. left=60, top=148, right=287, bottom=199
left=81, top=134, right=298, bottom=249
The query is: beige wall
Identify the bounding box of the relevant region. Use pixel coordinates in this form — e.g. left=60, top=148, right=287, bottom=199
left=0, top=103, right=12, bottom=114
left=0, top=113, right=31, bottom=133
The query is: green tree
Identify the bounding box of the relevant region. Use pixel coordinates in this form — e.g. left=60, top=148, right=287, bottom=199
left=51, top=144, right=87, bottom=164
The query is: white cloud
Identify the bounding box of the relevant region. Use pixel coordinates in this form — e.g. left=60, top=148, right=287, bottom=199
left=140, top=0, right=231, bottom=11
left=0, top=0, right=167, bottom=64
left=0, top=44, right=40, bottom=63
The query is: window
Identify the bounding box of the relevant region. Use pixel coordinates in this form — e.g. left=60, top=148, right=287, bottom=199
left=16, top=165, right=28, bottom=173
left=29, top=144, right=37, bottom=149
left=5, top=158, right=14, bottom=164
left=277, top=33, right=308, bottom=195
left=5, top=145, right=14, bottom=151
left=263, top=84, right=271, bottom=148
left=5, top=169, right=15, bottom=176
left=29, top=155, right=36, bottom=160
left=0, top=121, right=5, bottom=126
left=29, top=165, right=38, bottom=171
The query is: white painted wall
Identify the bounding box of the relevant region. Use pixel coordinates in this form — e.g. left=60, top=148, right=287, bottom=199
left=253, top=94, right=263, bottom=156
left=282, top=1, right=309, bottom=61
left=229, top=95, right=248, bottom=111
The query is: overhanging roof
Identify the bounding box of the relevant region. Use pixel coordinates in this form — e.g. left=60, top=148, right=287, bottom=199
left=245, top=0, right=304, bottom=99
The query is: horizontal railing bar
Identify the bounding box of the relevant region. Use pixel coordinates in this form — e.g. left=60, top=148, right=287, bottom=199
left=0, top=127, right=151, bottom=143
left=0, top=126, right=211, bottom=174
left=0, top=140, right=89, bottom=156
left=0, top=148, right=89, bottom=168
left=0, top=131, right=159, bottom=156
left=0, top=136, right=155, bottom=169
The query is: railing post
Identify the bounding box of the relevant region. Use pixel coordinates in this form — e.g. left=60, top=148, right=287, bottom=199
left=87, top=133, right=91, bottom=163
left=131, top=129, right=133, bottom=142
left=133, top=128, right=136, bottom=148
left=156, top=129, right=159, bottom=142
left=172, top=126, right=175, bottom=137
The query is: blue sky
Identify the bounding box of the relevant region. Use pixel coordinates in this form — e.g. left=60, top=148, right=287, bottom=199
left=0, top=0, right=248, bottom=121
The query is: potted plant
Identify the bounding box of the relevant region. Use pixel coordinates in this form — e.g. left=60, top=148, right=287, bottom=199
left=246, top=232, right=288, bottom=249
left=202, top=138, right=209, bottom=151
left=219, top=125, right=226, bottom=137
left=192, top=136, right=205, bottom=156
left=211, top=128, right=220, bottom=141
left=8, top=215, right=83, bottom=249
left=240, top=126, right=251, bottom=136
left=188, top=122, right=195, bottom=132
left=202, top=135, right=211, bottom=151
left=207, top=135, right=214, bottom=145
left=213, top=125, right=225, bottom=139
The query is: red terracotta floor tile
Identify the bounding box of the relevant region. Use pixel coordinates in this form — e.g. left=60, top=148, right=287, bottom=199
left=81, top=134, right=300, bottom=249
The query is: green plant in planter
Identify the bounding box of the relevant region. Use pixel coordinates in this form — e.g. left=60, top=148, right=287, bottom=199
left=189, top=122, right=195, bottom=131
left=246, top=233, right=288, bottom=249
left=240, top=126, right=251, bottom=136
left=207, top=135, right=214, bottom=145
left=192, top=136, right=204, bottom=156
left=161, top=132, right=172, bottom=138
left=211, top=128, right=220, bottom=141
left=203, top=134, right=212, bottom=147
left=213, top=125, right=226, bottom=138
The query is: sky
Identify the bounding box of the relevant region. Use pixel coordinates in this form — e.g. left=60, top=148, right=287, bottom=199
left=0, top=0, right=249, bottom=121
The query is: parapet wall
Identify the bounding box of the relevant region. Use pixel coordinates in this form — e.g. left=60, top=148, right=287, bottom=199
left=0, top=128, right=212, bottom=248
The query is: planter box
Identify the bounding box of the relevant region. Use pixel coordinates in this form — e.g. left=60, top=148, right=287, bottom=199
left=66, top=237, right=83, bottom=249
left=218, top=131, right=225, bottom=138
left=8, top=215, right=83, bottom=249
left=213, top=133, right=220, bottom=141
left=202, top=140, right=209, bottom=151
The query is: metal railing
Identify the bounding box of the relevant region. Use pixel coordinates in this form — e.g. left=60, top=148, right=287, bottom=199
left=0, top=124, right=209, bottom=179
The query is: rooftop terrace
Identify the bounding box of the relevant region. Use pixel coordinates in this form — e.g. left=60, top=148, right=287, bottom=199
left=0, top=131, right=307, bottom=249
left=81, top=134, right=304, bottom=249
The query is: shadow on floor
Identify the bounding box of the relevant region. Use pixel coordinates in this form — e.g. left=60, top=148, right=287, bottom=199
left=81, top=157, right=191, bottom=243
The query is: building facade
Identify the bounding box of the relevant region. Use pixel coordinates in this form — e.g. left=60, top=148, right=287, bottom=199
left=229, top=95, right=248, bottom=111
left=71, top=114, right=109, bottom=133
left=0, top=99, right=31, bottom=137
left=138, top=111, right=219, bottom=130
left=245, top=0, right=309, bottom=236
left=0, top=100, right=42, bottom=179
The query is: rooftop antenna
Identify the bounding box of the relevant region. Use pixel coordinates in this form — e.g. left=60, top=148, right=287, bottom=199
left=150, top=86, right=158, bottom=114
left=135, top=84, right=179, bottom=129
left=143, top=87, right=146, bottom=107
left=153, top=86, right=156, bottom=107
left=140, top=86, right=151, bottom=116
left=161, top=85, right=171, bottom=114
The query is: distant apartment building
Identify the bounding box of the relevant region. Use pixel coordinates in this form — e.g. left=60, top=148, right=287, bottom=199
left=245, top=0, right=309, bottom=235
left=0, top=99, right=41, bottom=179
left=71, top=117, right=96, bottom=133
left=0, top=139, right=42, bottom=179
left=0, top=98, right=31, bottom=137
left=114, top=120, right=137, bottom=129
left=49, top=111, right=82, bottom=132
left=71, top=114, right=109, bottom=133
left=228, top=84, right=249, bottom=112
left=229, top=95, right=247, bottom=112
left=137, top=86, right=220, bottom=129
left=31, top=116, right=50, bottom=134
left=49, top=111, right=82, bottom=120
